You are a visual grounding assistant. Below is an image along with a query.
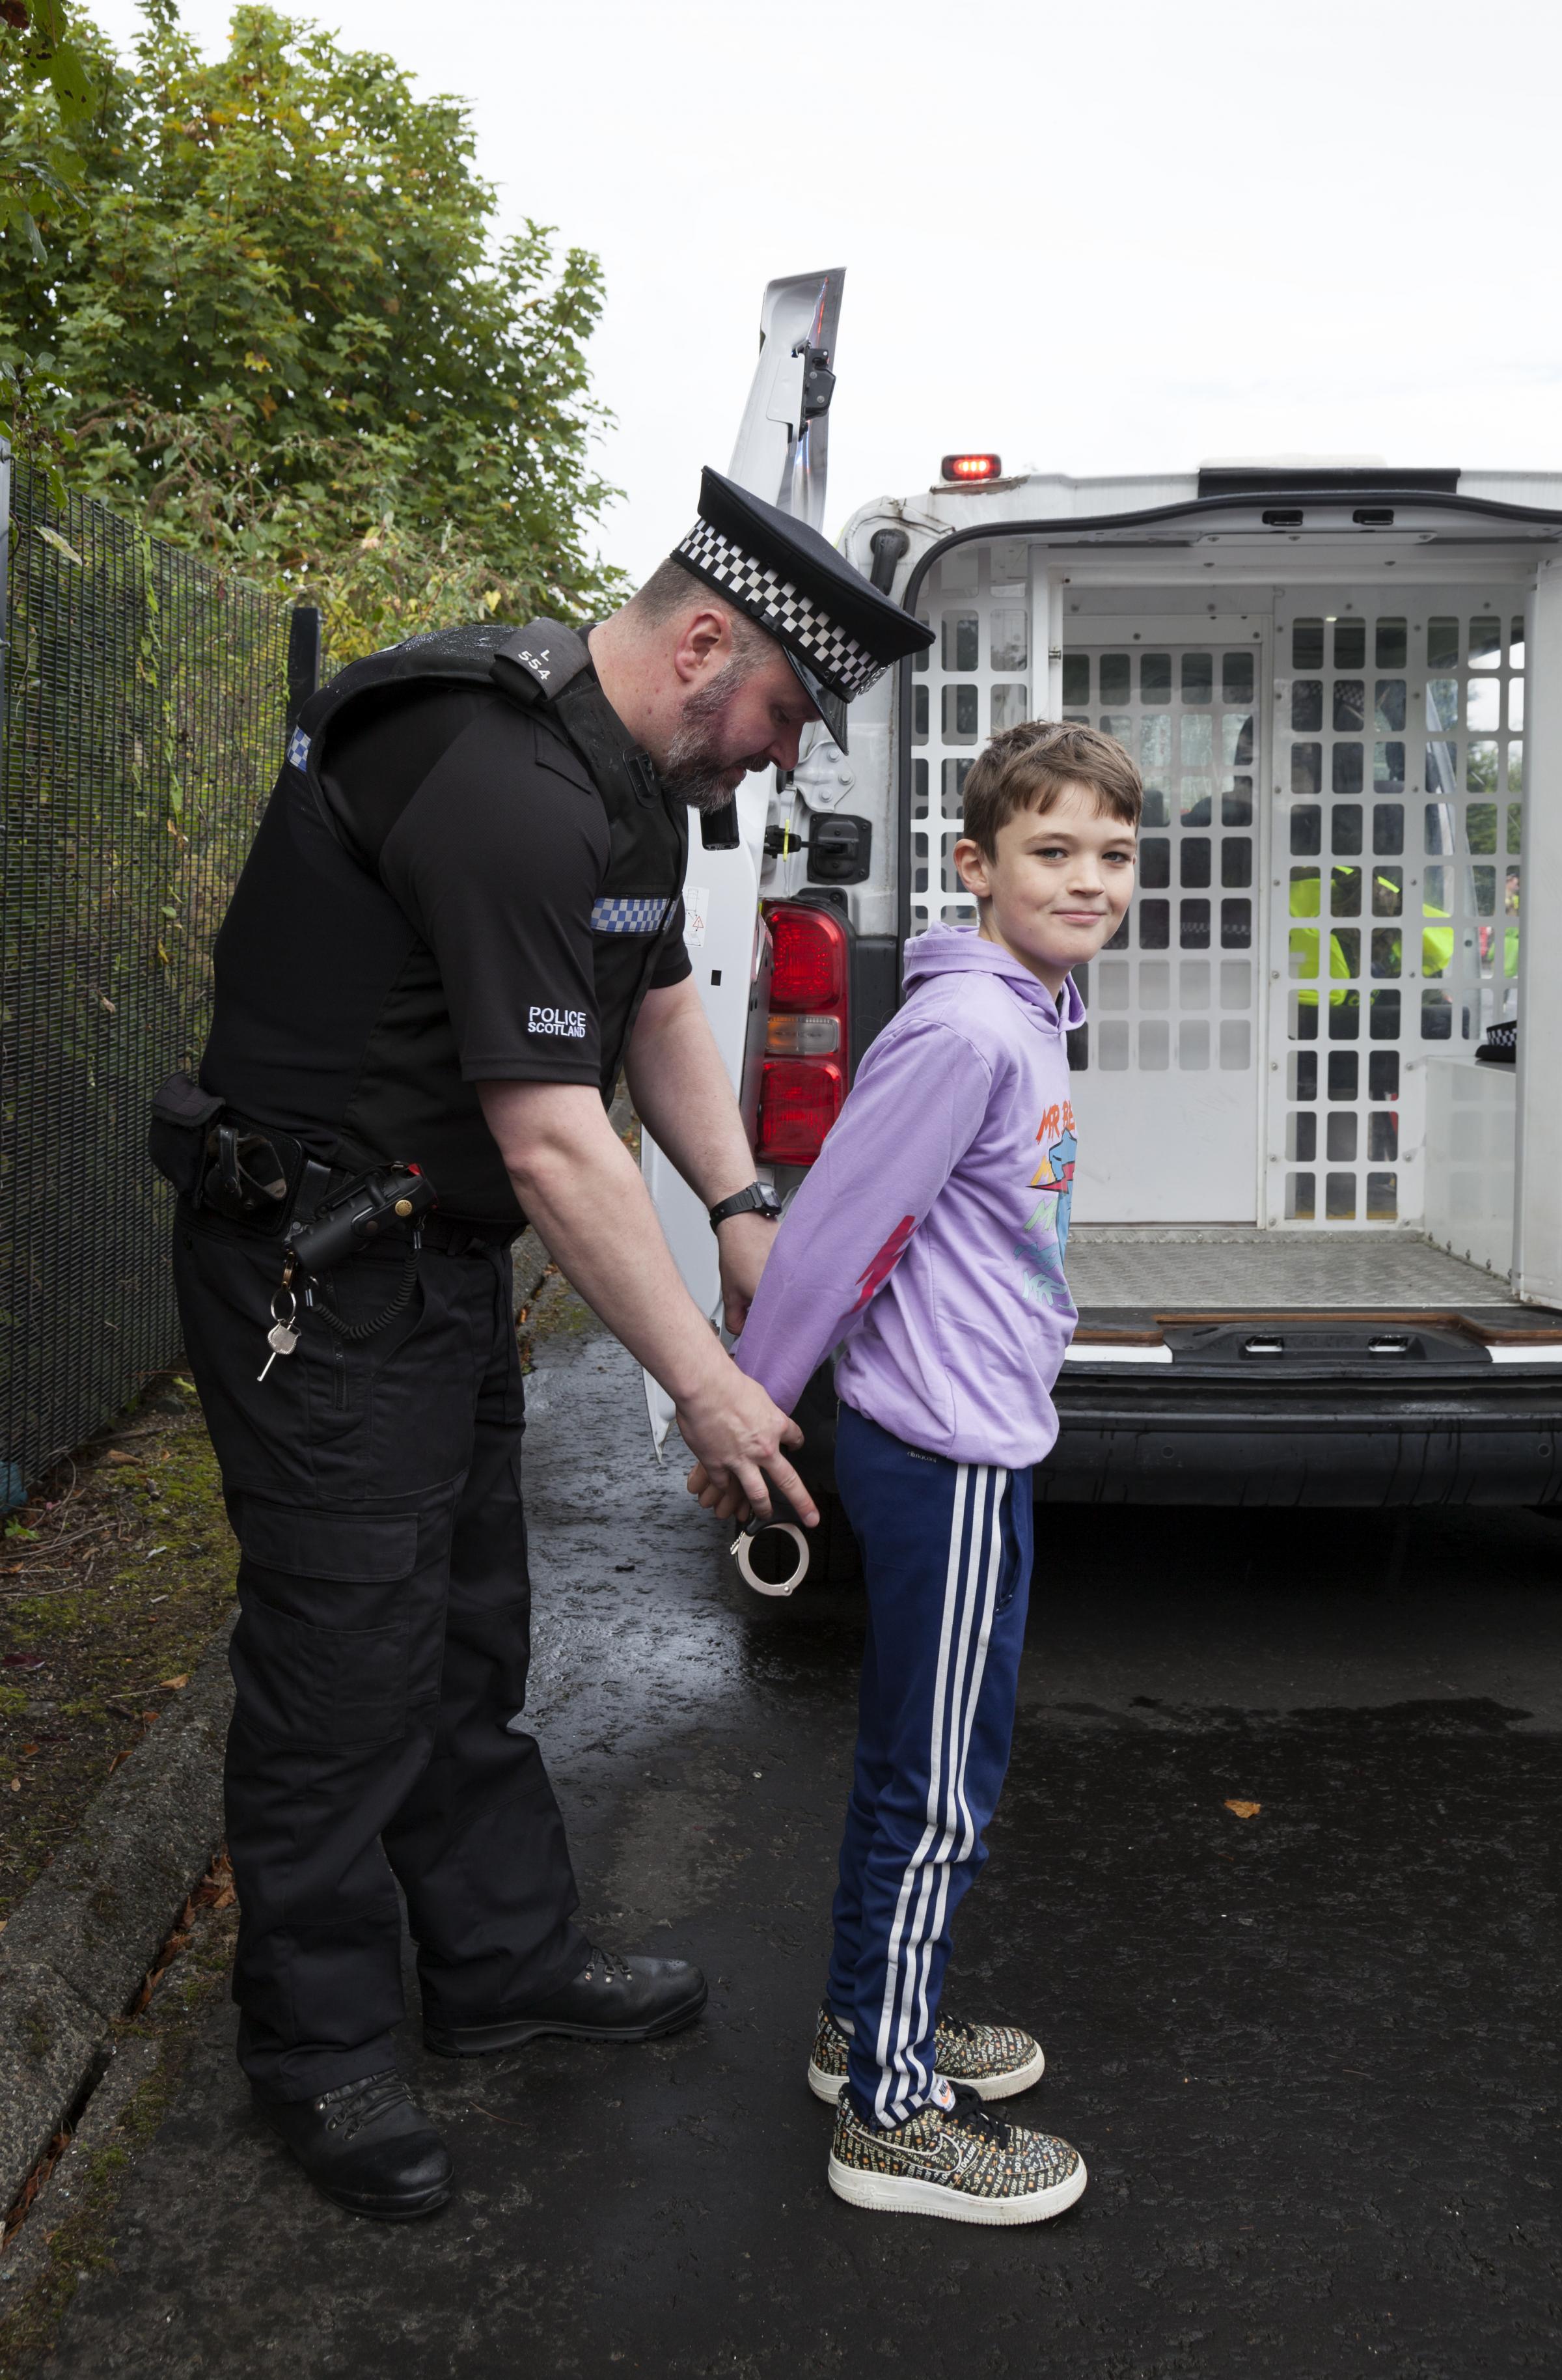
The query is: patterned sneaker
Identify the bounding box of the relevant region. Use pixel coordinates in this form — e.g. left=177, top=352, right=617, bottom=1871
left=806, top=2004, right=1044, bottom=2105
left=828, top=2082, right=1086, bottom=2225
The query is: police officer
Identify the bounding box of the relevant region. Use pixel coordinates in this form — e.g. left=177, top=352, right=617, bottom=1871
left=159, top=469, right=933, bottom=2221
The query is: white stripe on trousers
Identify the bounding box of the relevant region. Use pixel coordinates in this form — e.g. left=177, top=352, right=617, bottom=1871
left=870, top=1459, right=1008, bottom=2125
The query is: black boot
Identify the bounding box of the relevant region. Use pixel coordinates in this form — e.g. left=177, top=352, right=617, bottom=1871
left=424, top=1943, right=707, bottom=2056
left=256, top=2070, right=452, bottom=2220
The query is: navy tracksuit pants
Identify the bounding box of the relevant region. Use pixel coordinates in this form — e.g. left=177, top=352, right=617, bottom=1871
left=828, top=1402, right=1034, bottom=2127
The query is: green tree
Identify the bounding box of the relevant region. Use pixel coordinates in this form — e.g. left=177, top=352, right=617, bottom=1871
left=0, top=0, right=96, bottom=249
left=0, top=0, right=103, bottom=472
left=0, top=2, right=625, bottom=653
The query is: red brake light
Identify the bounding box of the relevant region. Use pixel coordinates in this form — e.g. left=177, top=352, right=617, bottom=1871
left=758, top=900, right=851, bottom=1166
left=769, top=903, right=847, bottom=1010
left=941, top=452, right=1002, bottom=483
left=757, top=1059, right=844, bottom=1165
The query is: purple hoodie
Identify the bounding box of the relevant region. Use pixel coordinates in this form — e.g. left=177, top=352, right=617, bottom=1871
left=734, top=924, right=1084, bottom=1470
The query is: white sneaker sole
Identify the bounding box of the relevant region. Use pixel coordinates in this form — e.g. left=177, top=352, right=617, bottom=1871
left=827, top=2148, right=1086, bottom=2226
left=807, top=2042, right=1045, bottom=2107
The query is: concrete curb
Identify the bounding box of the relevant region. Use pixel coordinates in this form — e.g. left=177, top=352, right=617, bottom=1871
left=0, top=2035, right=160, bottom=2297
left=0, top=1617, right=235, bottom=2217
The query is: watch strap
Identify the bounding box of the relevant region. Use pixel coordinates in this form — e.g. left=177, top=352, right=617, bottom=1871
left=708, top=1182, right=781, bottom=1232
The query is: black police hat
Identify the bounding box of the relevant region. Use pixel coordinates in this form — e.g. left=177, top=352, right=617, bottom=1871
left=674, top=467, right=934, bottom=751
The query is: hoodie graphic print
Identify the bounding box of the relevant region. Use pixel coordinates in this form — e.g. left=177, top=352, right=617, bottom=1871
left=734, top=923, right=1084, bottom=1471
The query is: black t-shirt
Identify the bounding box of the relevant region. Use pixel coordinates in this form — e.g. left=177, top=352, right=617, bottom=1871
left=200, top=681, right=690, bottom=1228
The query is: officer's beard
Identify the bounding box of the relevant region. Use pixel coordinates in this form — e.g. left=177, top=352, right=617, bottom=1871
left=661, top=657, right=771, bottom=812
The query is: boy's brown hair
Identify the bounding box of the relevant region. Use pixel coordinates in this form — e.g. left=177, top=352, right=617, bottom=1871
left=960, top=719, right=1143, bottom=858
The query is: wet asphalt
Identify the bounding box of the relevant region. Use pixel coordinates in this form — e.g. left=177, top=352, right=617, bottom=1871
left=39, top=1312, right=1562, bottom=2378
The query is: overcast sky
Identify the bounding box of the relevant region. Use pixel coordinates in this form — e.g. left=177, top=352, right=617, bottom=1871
left=96, top=0, right=1562, bottom=586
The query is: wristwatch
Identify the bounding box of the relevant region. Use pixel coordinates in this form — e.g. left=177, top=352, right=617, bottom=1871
left=708, top=1182, right=783, bottom=1233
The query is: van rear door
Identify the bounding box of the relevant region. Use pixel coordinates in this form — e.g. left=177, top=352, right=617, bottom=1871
left=640, top=270, right=845, bottom=1448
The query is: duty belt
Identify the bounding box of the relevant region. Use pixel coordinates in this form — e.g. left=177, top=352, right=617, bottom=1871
left=148, top=1071, right=511, bottom=1254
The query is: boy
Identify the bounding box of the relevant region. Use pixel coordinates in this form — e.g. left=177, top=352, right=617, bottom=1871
left=693, top=719, right=1141, bottom=2224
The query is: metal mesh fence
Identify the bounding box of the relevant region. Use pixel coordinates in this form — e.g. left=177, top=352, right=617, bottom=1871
left=1, top=462, right=291, bottom=1497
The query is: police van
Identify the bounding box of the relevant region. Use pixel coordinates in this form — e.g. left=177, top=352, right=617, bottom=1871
left=643, top=268, right=1562, bottom=1574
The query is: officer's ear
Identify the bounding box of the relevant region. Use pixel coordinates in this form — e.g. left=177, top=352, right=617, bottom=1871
left=670, top=603, right=737, bottom=685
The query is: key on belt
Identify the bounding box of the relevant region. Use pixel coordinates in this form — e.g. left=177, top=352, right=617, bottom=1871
left=257, top=1276, right=299, bottom=1383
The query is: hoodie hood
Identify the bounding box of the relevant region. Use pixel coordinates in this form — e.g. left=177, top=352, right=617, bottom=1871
left=902, top=922, right=1086, bottom=1032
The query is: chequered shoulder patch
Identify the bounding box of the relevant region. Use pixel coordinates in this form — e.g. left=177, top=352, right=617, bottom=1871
left=591, top=896, right=672, bottom=936
left=286, top=726, right=311, bottom=772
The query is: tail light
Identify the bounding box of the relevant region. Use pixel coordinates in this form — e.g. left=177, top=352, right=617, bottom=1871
left=757, top=1058, right=845, bottom=1164
left=758, top=901, right=849, bottom=1167
left=765, top=1014, right=839, bottom=1054
left=769, top=904, right=846, bottom=1008
left=940, top=452, right=1002, bottom=483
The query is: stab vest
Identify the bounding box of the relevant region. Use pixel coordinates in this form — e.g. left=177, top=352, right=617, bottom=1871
left=291, top=618, right=690, bottom=1096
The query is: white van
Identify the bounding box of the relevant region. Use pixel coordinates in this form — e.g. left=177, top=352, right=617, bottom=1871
left=644, top=269, right=1562, bottom=1568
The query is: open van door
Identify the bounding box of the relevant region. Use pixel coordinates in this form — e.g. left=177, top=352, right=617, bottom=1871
left=640, top=268, right=845, bottom=1451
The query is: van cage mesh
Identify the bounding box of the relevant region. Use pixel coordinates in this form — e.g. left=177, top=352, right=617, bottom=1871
left=1, top=463, right=290, bottom=1499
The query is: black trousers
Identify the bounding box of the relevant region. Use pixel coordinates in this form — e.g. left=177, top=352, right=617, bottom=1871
left=173, top=1208, right=588, bottom=2101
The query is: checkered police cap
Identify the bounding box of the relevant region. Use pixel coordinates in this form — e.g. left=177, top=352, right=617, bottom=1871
left=674, top=469, right=933, bottom=715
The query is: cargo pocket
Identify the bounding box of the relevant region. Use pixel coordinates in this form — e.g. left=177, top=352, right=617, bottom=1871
left=231, top=1500, right=420, bottom=1747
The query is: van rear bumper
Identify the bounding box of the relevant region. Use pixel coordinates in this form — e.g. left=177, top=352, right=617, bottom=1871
left=1042, top=1370, right=1562, bottom=1508
left=790, top=1344, right=1562, bottom=1512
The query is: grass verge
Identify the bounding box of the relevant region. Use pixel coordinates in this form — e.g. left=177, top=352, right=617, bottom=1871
left=1, top=1374, right=236, bottom=1920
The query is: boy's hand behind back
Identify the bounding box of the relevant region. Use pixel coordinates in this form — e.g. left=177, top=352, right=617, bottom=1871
left=685, top=1456, right=772, bottom=1527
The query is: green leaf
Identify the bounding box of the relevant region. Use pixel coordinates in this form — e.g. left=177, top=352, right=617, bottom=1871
left=44, top=38, right=97, bottom=130
left=34, top=521, right=83, bottom=564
